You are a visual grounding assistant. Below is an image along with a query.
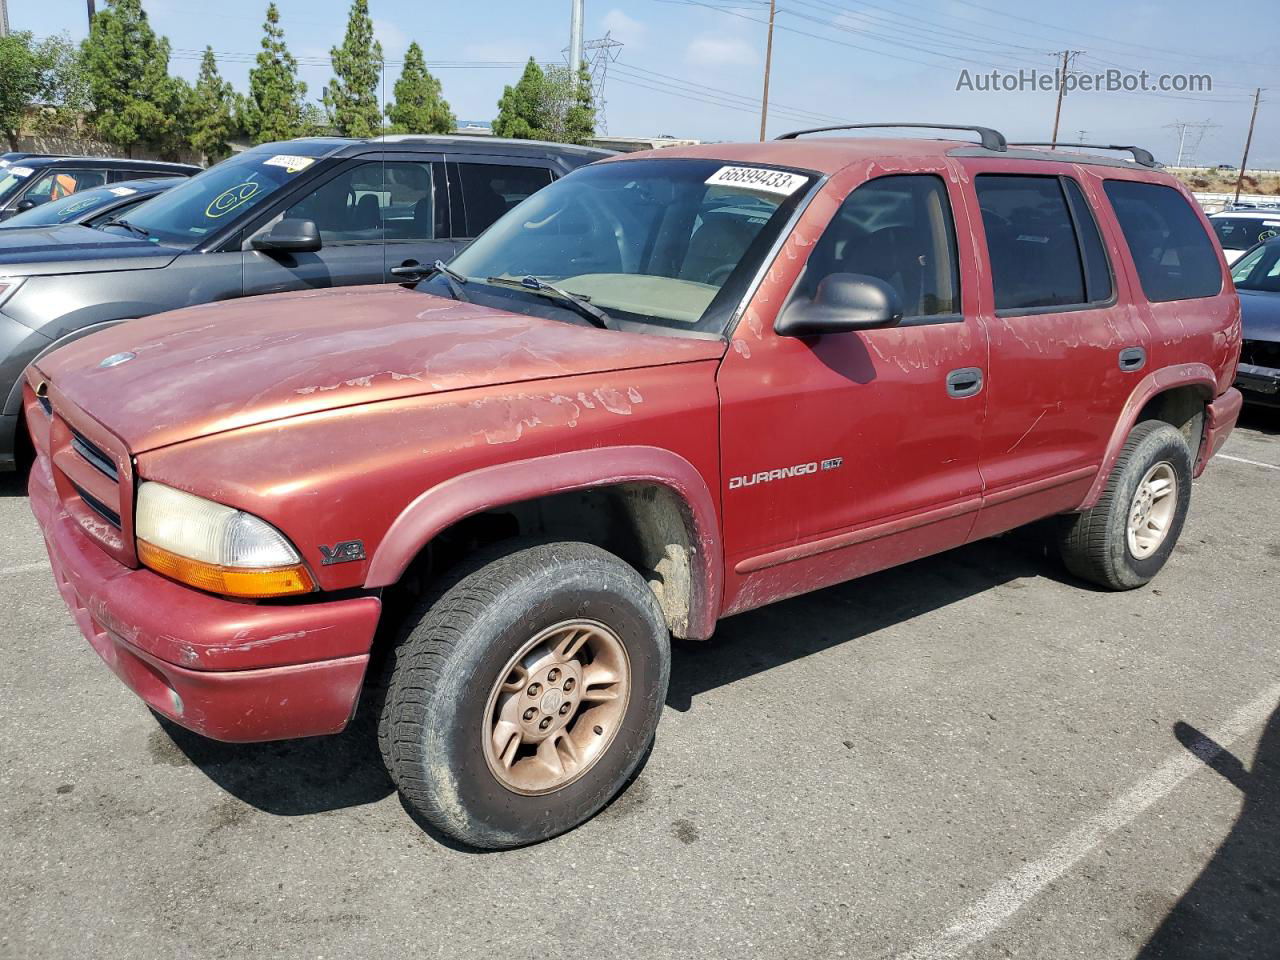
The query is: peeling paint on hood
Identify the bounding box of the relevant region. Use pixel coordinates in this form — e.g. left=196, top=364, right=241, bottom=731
left=34, top=284, right=726, bottom=453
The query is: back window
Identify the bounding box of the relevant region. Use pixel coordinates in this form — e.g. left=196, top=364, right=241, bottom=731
left=1104, top=180, right=1222, bottom=302
left=455, top=163, right=553, bottom=237
left=977, top=174, right=1108, bottom=311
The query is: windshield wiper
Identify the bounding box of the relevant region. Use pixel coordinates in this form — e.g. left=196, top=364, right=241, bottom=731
left=100, top=218, right=149, bottom=238
left=483, top=275, right=612, bottom=330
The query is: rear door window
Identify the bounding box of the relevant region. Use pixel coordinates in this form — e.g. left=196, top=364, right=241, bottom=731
left=1103, top=180, right=1222, bottom=302
left=976, top=174, right=1107, bottom=312
left=454, top=162, right=553, bottom=237
left=24, top=168, right=108, bottom=205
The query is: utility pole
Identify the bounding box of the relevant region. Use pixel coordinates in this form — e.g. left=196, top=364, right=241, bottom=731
left=1, top=0, right=9, bottom=38
left=1050, top=50, right=1082, bottom=147
left=1234, top=87, right=1263, bottom=205
left=758, top=0, right=776, bottom=141
left=569, top=0, right=585, bottom=76
left=86, top=0, right=96, bottom=28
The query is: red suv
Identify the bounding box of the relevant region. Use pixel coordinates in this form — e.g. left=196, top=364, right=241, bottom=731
left=26, top=124, right=1242, bottom=848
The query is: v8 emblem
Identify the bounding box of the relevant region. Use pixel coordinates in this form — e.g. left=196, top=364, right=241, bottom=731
left=319, top=539, right=365, bottom=566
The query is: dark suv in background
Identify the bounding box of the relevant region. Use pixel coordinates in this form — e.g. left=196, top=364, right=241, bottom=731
left=0, top=135, right=611, bottom=469
left=0, top=156, right=200, bottom=220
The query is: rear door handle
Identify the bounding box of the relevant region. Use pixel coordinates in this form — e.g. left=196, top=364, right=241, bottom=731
left=1119, top=346, right=1146, bottom=372
left=946, top=367, right=983, bottom=398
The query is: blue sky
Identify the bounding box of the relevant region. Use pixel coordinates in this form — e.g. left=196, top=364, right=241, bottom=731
left=12, top=0, right=1277, bottom=167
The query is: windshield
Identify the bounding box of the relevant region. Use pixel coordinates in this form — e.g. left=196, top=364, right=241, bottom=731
left=444, top=158, right=814, bottom=333
left=1231, top=241, right=1280, bottom=292
left=105, top=149, right=327, bottom=245
left=2, top=183, right=137, bottom=227
left=1212, top=216, right=1280, bottom=251
left=0, top=165, right=35, bottom=204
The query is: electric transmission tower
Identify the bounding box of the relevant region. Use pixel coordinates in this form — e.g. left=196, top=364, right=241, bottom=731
left=1164, top=119, right=1218, bottom=167
left=582, top=33, right=623, bottom=134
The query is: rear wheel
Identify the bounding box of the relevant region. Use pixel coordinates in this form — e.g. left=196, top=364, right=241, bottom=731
left=379, top=541, right=670, bottom=849
left=1057, top=420, right=1193, bottom=590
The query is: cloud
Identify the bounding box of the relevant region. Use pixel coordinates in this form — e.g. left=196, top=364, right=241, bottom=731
left=373, top=19, right=409, bottom=60
left=685, top=34, right=759, bottom=67
left=601, top=9, right=648, bottom=47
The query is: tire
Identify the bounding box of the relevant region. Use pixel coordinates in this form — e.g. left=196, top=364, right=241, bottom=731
left=379, top=541, right=670, bottom=849
left=1057, top=420, right=1193, bottom=590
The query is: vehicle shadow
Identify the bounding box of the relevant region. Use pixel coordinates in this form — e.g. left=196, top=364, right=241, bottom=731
left=0, top=469, right=29, bottom=497
left=155, top=522, right=1074, bottom=824
left=1237, top=403, right=1280, bottom=436
left=1135, top=706, right=1280, bottom=958
left=666, top=521, right=1067, bottom=711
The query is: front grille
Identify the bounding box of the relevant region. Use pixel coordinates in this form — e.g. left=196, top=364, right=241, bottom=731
left=1241, top=339, right=1280, bottom=370
left=72, top=481, right=122, bottom=527
left=68, top=427, right=119, bottom=481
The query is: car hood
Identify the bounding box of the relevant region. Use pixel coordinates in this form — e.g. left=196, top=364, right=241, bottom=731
left=1240, top=288, right=1280, bottom=343
left=0, top=223, right=184, bottom=276
left=34, top=284, right=727, bottom=453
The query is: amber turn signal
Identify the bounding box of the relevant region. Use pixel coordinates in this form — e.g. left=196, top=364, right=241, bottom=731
left=138, top=539, right=315, bottom=598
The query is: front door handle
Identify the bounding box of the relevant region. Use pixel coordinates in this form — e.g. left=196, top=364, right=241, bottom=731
left=946, top=367, right=983, bottom=398
left=1119, top=346, right=1146, bottom=372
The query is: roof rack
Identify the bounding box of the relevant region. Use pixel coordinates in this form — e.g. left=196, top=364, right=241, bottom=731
left=775, top=123, right=1007, bottom=152
left=1008, top=142, right=1158, bottom=168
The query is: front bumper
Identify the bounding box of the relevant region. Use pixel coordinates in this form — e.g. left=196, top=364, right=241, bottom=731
left=29, top=457, right=382, bottom=742
left=1235, top=362, right=1280, bottom=405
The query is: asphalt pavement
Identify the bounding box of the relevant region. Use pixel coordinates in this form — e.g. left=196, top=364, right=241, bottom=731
left=1, top=410, right=1278, bottom=960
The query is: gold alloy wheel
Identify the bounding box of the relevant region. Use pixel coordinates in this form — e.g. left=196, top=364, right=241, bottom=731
left=1127, top=461, right=1178, bottom=560
left=482, top=620, right=631, bottom=796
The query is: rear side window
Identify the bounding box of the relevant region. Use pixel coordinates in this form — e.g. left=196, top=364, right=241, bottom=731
left=1103, top=180, right=1222, bottom=302
left=977, top=174, right=1112, bottom=312
left=455, top=163, right=553, bottom=237
left=798, top=173, right=961, bottom=320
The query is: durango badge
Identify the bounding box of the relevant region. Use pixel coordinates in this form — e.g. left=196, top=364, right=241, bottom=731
left=98, top=352, right=136, bottom=368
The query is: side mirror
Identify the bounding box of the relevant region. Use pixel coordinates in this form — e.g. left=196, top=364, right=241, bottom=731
left=251, top=218, right=322, bottom=254
left=775, top=273, right=904, bottom=337
left=15, top=199, right=37, bottom=213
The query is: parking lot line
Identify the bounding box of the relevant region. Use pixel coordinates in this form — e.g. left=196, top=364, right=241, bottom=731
left=0, top=561, right=49, bottom=576
left=1218, top=454, right=1280, bottom=471
left=891, top=679, right=1280, bottom=960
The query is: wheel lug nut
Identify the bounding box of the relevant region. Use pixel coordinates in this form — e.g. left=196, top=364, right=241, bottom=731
left=548, top=668, right=560, bottom=682
left=539, top=717, right=552, bottom=730
left=523, top=708, right=536, bottom=721
left=563, top=677, right=575, bottom=692
left=559, top=702, right=571, bottom=715
left=527, top=683, right=541, bottom=697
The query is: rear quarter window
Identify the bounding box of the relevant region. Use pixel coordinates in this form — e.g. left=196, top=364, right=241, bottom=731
left=1103, top=180, right=1222, bottom=302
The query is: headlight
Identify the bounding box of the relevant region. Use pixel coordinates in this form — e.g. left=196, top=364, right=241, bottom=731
left=135, top=481, right=315, bottom=598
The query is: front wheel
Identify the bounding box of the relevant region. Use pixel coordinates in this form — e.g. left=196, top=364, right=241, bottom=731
left=379, top=541, right=670, bottom=849
left=1057, top=420, right=1193, bottom=590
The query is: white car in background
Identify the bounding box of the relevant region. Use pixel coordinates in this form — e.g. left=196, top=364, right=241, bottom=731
left=1209, top=210, right=1280, bottom=263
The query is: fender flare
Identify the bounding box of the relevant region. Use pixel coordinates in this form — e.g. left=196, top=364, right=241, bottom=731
left=1078, top=362, right=1217, bottom=510
left=364, top=445, right=723, bottom=640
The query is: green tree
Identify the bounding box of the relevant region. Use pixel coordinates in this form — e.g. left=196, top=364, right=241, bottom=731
left=325, top=0, right=383, bottom=138
left=385, top=41, right=454, bottom=134
left=493, top=58, right=596, bottom=145
left=245, top=2, right=308, bottom=144
left=186, top=47, right=238, bottom=163
left=493, top=57, right=546, bottom=140
left=80, top=0, right=187, bottom=156
left=0, top=32, right=62, bottom=150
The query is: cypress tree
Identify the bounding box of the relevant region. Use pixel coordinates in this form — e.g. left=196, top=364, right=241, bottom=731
left=493, top=57, right=546, bottom=140
left=325, top=0, right=384, bottom=138
left=386, top=41, right=454, bottom=135
left=187, top=47, right=238, bottom=163
left=245, top=3, right=308, bottom=144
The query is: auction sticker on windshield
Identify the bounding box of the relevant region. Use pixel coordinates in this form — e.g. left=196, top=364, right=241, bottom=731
left=705, top=166, right=808, bottom=197
left=264, top=155, right=316, bottom=174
